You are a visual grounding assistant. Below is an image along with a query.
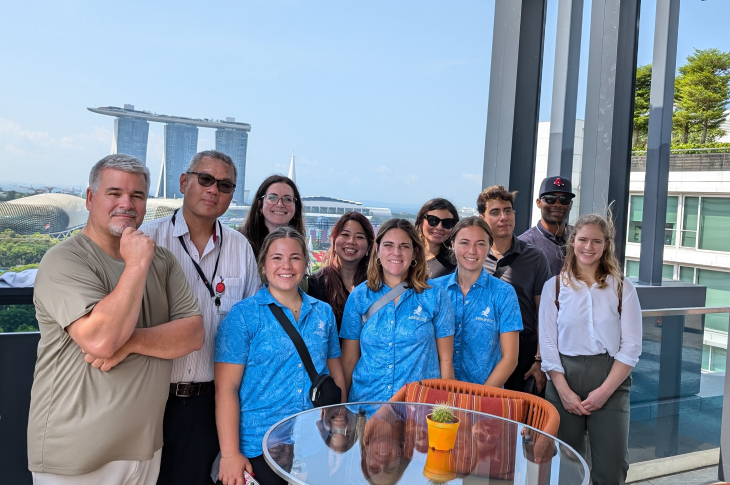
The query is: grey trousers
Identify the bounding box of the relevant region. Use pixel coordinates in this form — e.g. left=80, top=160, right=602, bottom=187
left=545, top=353, right=631, bottom=485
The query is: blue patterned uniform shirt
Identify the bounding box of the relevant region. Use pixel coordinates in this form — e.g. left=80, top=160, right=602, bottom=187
left=215, top=286, right=341, bottom=458
left=340, top=282, right=455, bottom=402
left=432, top=268, right=522, bottom=385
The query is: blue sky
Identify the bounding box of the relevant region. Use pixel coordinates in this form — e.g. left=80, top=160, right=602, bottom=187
left=1, top=0, right=729, bottom=209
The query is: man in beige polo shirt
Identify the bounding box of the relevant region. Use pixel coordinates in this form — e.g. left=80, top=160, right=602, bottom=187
left=28, top=154, right=204, bottom=485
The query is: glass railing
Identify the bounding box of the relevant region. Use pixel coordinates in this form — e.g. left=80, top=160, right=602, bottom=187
left=630, top=306, right=730, bottom=480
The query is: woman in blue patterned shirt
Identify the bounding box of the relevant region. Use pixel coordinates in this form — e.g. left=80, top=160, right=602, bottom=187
left=432, top=217, right=522, bottom=387
left=340, top=218, right=455, bottom=403
left=214, top=227, right=346, bottom=485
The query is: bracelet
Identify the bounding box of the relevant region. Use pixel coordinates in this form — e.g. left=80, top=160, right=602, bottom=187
left=534, top=354, right=542, bottom=362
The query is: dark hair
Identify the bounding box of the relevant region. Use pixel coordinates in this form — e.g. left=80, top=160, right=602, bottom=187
left=415, top=198, right=459, bottom=258
left=367, top=219, right=429, bottom=293
left=476, top=185, right=517, bottom=215
left=317, top=212, right=375, bottom=323
left=256, top=226, right=310, bottom=284
left=241, top=175, right=306, bottom=257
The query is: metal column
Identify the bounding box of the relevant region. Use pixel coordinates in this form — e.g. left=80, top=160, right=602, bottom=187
left=580, top=0, right=641, bottom=267
left=547, top=0, right=584, bottom=179
left=638, top=0, right=679, bottom=286
left=483, top=0, right=547, bottom=235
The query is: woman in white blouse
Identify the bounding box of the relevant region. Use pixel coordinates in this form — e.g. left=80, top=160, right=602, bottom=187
left=539, top=213, right=642, bottom=485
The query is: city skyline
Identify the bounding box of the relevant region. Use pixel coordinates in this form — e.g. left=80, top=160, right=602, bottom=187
left=1, top=1, right=729, bottom=209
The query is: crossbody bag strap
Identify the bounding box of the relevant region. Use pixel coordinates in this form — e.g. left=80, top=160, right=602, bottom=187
left=361, top=281, right=408, bottom=324
left=554, top=274, right=561, bottom=311
left=268, top=303, right=318, bottom=382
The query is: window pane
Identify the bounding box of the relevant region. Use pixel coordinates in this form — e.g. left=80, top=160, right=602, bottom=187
left=628, top=196, right=643, bottom=243
left=682, top=197, right=699, bottom=248
left=697, top=269, right=730, bottom=332
left=665, top=196, right=678, bottom=245
left=699, top=198, right=730, bottom=252
left=711, top=347, right=727, bottom=373
left=679, top=266, right=694, bottom=283
left=662, top=264, right=674, bottom=280
left=626, top=260, right=639, bottom=278
left=703, top=345, right=711, bottom=371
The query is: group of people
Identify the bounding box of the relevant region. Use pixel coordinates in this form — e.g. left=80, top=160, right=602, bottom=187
left=27, top=150, right=642, bottom=485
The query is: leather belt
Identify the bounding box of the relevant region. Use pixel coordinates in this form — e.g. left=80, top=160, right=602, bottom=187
left=169, top=381, right=214, bottom=398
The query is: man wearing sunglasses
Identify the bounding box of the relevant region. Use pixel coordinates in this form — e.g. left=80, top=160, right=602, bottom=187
left=518, top=176, right=575, bottom=276
left=140, top=150, right=261, bottom=485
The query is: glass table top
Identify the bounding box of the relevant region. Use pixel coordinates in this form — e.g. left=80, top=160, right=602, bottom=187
left=263, top=402, right=589, bottom=485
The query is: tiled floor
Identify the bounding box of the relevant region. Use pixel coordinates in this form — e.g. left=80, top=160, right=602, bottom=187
left=631, top=466, right=721, bottom=485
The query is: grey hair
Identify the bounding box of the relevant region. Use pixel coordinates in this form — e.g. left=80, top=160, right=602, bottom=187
left=89, top=154, right=150, bottom=194
left=186, top=150, right=237, bottom=179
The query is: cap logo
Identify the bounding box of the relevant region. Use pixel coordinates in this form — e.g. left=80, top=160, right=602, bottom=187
left=554, top=177, right=564, bottom=187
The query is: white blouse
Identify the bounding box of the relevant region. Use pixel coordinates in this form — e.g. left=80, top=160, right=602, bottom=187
left=539, top=274, right=642, bottom=377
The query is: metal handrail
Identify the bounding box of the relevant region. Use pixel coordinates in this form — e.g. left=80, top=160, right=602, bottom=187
left=642, top=306, right=730, bottom=317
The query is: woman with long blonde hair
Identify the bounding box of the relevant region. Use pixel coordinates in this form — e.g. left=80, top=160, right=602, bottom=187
left=539, top=212, right=642, bottom=484
left=340, top=219, right=455, bottom=403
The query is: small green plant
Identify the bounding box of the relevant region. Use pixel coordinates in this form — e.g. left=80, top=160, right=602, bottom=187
left=429, top=403, right=457, bottom=424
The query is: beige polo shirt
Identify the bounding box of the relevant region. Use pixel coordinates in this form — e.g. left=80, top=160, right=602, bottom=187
left=27, top=233, right=201, bottom=476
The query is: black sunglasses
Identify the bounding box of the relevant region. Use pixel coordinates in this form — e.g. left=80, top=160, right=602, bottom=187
left=541, top=194, right=573, bottom=205
left=187, top=171, right=236, bottom=194
left=425, top=215, right=458, bottom=230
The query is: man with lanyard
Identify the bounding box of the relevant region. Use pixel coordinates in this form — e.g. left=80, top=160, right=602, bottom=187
left=518, top=176, right=575, bottom=276
left=141, top=150, right=260, bottom=485
left=477, top=186, right=551, bottom=395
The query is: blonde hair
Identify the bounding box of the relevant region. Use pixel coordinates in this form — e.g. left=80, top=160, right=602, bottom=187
left=366, top=219, right=429, bottom=293
left=561, top=210, right=623, bottom=295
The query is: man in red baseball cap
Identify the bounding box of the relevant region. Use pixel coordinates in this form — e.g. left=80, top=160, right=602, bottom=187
left=518, top=176, right=575, bottom=276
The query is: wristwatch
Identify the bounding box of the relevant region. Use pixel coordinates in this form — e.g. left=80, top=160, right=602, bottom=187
left=534, top=354, right=542, bottom=362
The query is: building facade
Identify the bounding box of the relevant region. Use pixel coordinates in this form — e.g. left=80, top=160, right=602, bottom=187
left=161, top=123, right=199, bottom=198
left=112, top=116, right=149, bottom=164
left=215, top=127, right=248, bottom=205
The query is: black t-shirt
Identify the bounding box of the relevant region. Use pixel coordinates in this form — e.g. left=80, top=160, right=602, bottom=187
left=307, top=270, right=349, bottom=331
left=482, top=236, right=551, bottom=337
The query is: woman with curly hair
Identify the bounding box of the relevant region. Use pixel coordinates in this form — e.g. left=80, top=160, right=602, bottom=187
left=539, top=212, right=642, bottom=484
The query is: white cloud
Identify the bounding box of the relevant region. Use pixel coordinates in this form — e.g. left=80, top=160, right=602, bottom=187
left=462, top=173, right=480, bottom=181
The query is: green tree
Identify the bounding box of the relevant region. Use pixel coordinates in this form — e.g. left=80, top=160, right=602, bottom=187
left=633, top=64, right=652, bottom=148
left=673, top=48, right=730, bottom=144
left=0, top=229, right=60, bottom=268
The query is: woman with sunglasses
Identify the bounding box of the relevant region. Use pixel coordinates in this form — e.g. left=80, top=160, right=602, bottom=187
left=432, top=217, right=522, bottom=388
left=415, top=198, right=459, bottom=279
left=340, top=219, right=455, bottom=403
left=307, top=212, right=375, bottom=330
left=240, top=175, right=306, bottom=258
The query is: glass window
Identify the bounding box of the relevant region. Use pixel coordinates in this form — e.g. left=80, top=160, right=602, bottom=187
left=702, top=344, right=711, bottom=371
left=663, top=264, right=674, bottom=280
left=681, top=196, right=699, bottom=248
left=699, top=198, right=730, bottom=252
left=679, top=266, right=695, bottom=283
left=627, top=195, right=678, bottom=246
left=625, top=260, right=639, bottom=278
left=665, top=197, right=678, bottom=245
left=697, top=269, right=730, bottom=333
left=628, top=196, right=643, bottom=243
left=711, top=347, right=727, bottom=373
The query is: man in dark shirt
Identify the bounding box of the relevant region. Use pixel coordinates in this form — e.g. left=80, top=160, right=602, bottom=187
left=478, top=186, right=551, bottom=394
left=519, top=176, right=575, bottom=276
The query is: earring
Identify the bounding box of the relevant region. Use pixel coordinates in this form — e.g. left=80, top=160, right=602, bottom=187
left=410, top=260, right=417, bottom=267
left=376, top=258, right=382, bottom=266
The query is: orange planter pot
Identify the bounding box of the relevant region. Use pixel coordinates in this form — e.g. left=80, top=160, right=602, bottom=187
left=426, top=414, right=460, bottom=451
left=423, top=448, right=456, bottom=482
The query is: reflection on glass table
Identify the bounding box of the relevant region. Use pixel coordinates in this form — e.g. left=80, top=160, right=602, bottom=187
left=263, top=401, right=588, bottom=485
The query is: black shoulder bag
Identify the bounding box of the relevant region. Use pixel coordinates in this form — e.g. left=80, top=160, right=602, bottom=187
left=268, top=303, right=342, bottom=407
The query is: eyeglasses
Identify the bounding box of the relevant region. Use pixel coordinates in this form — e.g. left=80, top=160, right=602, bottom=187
left=186, top=172, right=236, bottom=194
left=261, top=194, right=297, bottom=206
left=425, top=215, right=458, bottom=230
left=541, top=194, right=574, bottom=205
left=488, top=207, right=515, bottom=217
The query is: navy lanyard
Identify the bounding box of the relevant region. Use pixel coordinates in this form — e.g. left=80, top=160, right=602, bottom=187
left=172, top=209, right=223, bottom=306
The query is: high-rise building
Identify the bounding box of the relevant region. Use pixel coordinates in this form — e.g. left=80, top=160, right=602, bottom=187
left=161, top=123, right=199, bottom=198
left=111, top=107, right=149, bottom=163
left=215, top=124, right=248, bottom=204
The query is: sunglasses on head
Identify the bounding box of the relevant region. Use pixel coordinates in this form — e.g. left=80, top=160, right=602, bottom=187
left=187, top=171, right=236, bottom=193
left=425, top=215, right=458, bottom=230
left=541, top=194, right=573, bottom=205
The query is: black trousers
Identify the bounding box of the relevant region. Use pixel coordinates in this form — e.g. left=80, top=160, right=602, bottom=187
left=248, top=455, right=287, bottom=485
left=157, top=389, right=219, bottom=485
left=504, top=336, right=545, bottom=397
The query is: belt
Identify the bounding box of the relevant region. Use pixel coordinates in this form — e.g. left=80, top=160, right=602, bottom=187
left=169, top=381, right=215, bottom=398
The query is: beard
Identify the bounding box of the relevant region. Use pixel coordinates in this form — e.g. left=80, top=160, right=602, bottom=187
left=108, top=209, right=139, bottom=236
